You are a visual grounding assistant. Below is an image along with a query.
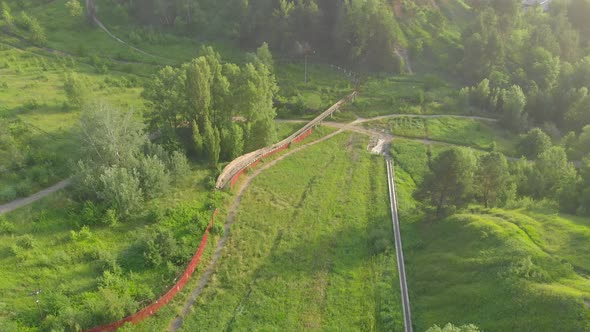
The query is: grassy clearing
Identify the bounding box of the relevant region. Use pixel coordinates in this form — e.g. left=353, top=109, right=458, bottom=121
left=0, top=39, right=147, bottom=202
left=336, top=75, right=458, bottom=120
left=391, top=143, right=590, bottom=332
left=0, top=167, right=220, bottom=330
left=180, top=132, right=403, bottom=331
left=275, top=62, right=353, bottom=118
left=369, top=117, right=517, bottom=155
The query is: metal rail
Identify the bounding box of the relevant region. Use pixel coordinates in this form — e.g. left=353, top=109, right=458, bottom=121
left=385, top=156, right=413, bottom=332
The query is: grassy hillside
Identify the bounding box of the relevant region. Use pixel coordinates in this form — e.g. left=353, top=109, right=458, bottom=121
left=368, top=116, right=517, bottom=155
left=180, top=132, right=403, bottom=331
left=0, top=167, right=219, bottom=331
left=391, top=140, right=590, bottom=332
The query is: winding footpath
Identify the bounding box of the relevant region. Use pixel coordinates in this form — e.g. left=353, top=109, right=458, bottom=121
left=386, top=156, right=413, bottom=332
left=0, top=179, right=71, bottom=215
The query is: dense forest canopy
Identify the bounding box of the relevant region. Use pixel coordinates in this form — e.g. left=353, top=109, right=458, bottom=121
left=103, top=0, right=453, bottom=72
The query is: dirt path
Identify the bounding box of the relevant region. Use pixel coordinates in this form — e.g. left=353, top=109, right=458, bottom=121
left=90, top=13, right=171, bottom=62
left=0, top=179, right=71, bottom=215
left=168, top=129, right=344, bottom=332
left=354, top=113, right=499, bottom=123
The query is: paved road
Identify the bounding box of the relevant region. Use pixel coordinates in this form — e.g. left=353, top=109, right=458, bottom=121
left=0, top=179, right=71, bottom=215
left=385, top=156, right=413, bottom=332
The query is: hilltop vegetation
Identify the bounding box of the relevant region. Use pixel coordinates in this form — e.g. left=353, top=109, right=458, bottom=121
left=392, top=140, right=590, bottom=331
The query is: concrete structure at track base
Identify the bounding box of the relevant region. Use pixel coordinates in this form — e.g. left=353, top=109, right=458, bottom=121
left=215, top=91, right=358, bottom=189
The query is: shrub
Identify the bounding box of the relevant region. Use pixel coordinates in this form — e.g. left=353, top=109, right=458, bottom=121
left=99, top=167, right=144, bottom=217
left=29, top=17, right=46, bottom=45
left=0, top=215, right=15, bottom=234
left=137, top=155, right=170, bottom=200
left=142, top=228, right=178, bottom=267
left=70, top=225, right=92, bottom=242
left=16, top=234, right=37, bottom=249
left=1, top=2, right=13, bottom=28
left=14, top=180, right=32, bottom=196
left=169, top=151, right=190, bottom=183
left=15, top=12, right=32, bottom=30
left=80, top=200, right=103, bottom=226
left=63, top=72, right=89, bottom=110
left=102, top=208, right=118, bottom=227
left=0, top=186, right=17, bottom=202
left=209, top=221, right=224, bottom=235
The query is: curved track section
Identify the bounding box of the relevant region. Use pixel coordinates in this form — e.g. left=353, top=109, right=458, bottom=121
left=215, top=91, right=357, bottom=189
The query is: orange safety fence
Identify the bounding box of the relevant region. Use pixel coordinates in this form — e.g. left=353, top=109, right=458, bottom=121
left=229, top=140, right=298, bottom=189
left=293, top=128, right=313, bottom=144
left=85, top=209, right=219, bottom=332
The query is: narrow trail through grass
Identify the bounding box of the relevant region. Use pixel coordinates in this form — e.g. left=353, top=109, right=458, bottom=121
left=0, top=179, right=70, bottom=214
left=168, top=129, right=345, bottom=331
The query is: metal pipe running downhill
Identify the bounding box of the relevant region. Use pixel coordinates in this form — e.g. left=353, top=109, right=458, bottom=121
left=385, top=156, right=413, bottom=332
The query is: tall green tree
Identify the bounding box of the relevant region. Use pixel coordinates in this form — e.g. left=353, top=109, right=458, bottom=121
left=532, top=146, right=578, bottom=200
left=416, top=148, right=477, bottom=216
left=500, top=85, right=527, bottom=132
left=517, top=128, right=552, bottom=159
left=475, top=152, right=510, bottom=208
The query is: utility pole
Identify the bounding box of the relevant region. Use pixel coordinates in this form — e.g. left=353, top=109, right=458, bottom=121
left=304, top=53, right=308, bottom=84
left=300, top=42, right=313, bottom=84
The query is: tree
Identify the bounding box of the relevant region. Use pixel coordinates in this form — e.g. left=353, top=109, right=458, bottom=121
left=143, top=47, right=279, bottom=162
left=517, top=128, right=552, bottom=159
left=28, top=16, right=46, bottom=45
left=256, top=42, right=274, bottom=70
left=143, top=228, right=178, bottom=267
left=185, top=57, right=212, bottom=125
left=220, top=124, right=244, bottom=161
left=1, top=2, right=13, bottom=29
left=142, top=66, right=187, bottom=140
left=191, top=120, right=204, bottom=157
left=98, top=167, right=143, bottom=216
left=471, top=79, right=492, bottom=110
left=66, top=0, right=83, bottom=17
left=248, top=117, right=276, bottom=151
left=78, top=102, right=147, bottom=168
left=475, top=152, right=510, bottom=208
left=202, top=118, right=220, bottom=166
left=63, top=72, right=89, bottom=110
left=169, top=151, right=190, bottom=184
left=500, top=85, right=527, bottom=132
left=74, top=102, right=176, bottom=218
left=567, top=0, right=590, bottom=44
left=426, top=323, right=481, bottom=332
left=525, top=47, right=560, bottom=91
left=578, top=156, right=590, bottom=215
left=416, top=148, right=477, bottom=216
left=137, top=155, right=170, bottom=199
left=533, top=146, right=578, bottom=200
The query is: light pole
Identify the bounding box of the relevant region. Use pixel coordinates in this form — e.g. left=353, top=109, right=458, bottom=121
left=297, top=41, right=313, bottom=84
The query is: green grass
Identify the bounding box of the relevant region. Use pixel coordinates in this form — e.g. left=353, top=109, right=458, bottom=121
left=337, top=75, right=458, bottom=119
left=0, top=39, right=149, bottom=202
left=368, top=116, right=517, bottom=156
left=275, top=62, right=353, bottom=116
left=391, top=143, right=590, bottom=332
left=180, top=132, right=403, bottom=331
left=0, top=167, right=218, bottom=330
